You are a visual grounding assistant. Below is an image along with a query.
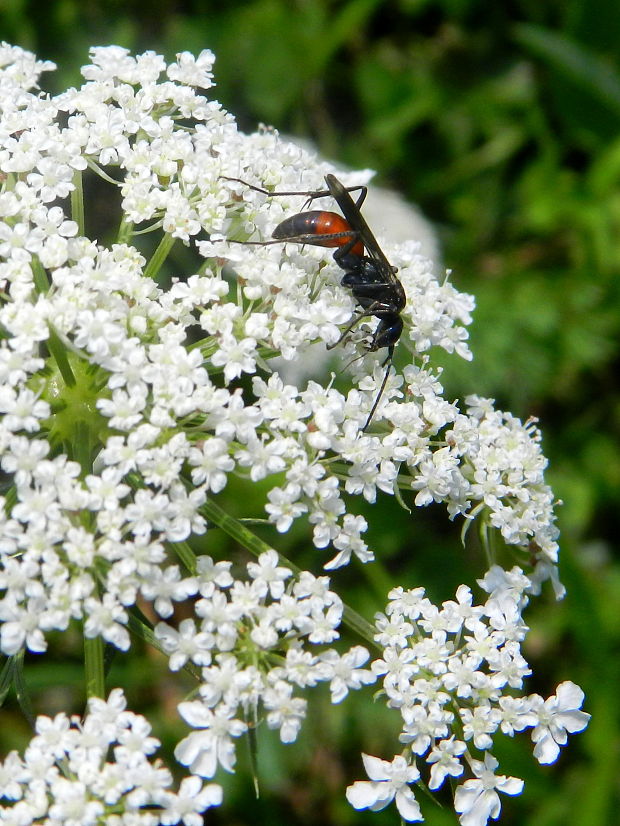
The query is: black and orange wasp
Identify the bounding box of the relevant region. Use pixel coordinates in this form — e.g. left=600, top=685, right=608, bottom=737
left=222, top=173, right=406, bottom=430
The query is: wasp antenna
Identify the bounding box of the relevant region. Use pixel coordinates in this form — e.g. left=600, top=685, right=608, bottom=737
left=219, top=175, right=270, bottom=195
left=227, top=238, right=283, bottom=246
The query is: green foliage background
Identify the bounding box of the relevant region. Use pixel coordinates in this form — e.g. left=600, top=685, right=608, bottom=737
left=1, top=1, right=618, bottom=824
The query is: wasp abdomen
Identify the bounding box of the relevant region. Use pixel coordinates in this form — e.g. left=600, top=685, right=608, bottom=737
left=272, top=211, right=364, bottom=256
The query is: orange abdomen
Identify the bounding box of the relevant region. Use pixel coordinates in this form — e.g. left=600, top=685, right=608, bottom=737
left=272, top=210, right=364, bottom=257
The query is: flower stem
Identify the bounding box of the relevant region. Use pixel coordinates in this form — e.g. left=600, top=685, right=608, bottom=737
left=202, top=498, right=275, bottom=561
left=169, top=540, right=198, bottom=575
left=144, top=232, right=176, bottom=281
left=117, top=215, right=135, bottom=245
left=31, top=257, right=50, bottom=293
left=84, top=634, right=105, bottom=699
left=71, top=170, right=85, bottom=236
left=126, top=612, right=202, bottom=681
left=47, top=326, right=76, bottom=387
left=73, top=417, right=94, bottom=475
left=7, top=651, right=35, bottom=727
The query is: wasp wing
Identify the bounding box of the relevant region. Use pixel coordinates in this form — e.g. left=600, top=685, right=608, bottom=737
left=324, top=174, right=398, bottom=285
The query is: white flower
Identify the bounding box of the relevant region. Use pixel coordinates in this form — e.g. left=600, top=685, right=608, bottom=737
left=96, top=388, right=146, bottom=430
left=374, top=611, right=414, bottom=649
left=32, top=712, right=73, bottom=758
left=0, top=750, right=28, bottom=800
left=317, top=645, right=375, bottom=703
left=155, top=619, right=214, bottom=671
left=175, top=701, right=247, bottom=777
left=84, top=466, right=130, bottom=510
left=306, top=601, right=342, bottom=644
left=265, top=484, right=308, bottom=532
left=263, top=679, right=307, bottom=743
left=139, top=565, right=198, bottom=618
left=0, top=386, right=50, bottom=432
left=195, top=556, right=234, bottom=592
left=528, top=681, right=590, bottom=764
left=497, top=695, right=538, bottom=736
left=83, top=594, right=130, bottom=651
left=280, top=648, right=322, bottom=687
left=371, top=645, right=419, bottom=696
left=158, top=775, right=222, bottom=826
left=454, top=753, right=523, bottom=826
left=115, top=716, right=160, bottom=764
left=426, top=736, right=466, bottom=789
left=48, top=777, right=105, bottom=825
left=86, top=688, right=133, bottom=737
left=460, top=706, right=502, bottom=750
left=246, top=549, right=292, bottom=599
left=210, top=335, right=258, bottom=383
left=234, top=434, right=288, bottom=481
left=167, top=49, right=215, bottom=89
left=399, top=704, right=452, bottom=755
left=386, top=586, right=428, bottom=619
left=0, top=595, right=48, bottom=654
left=195, top=656, right=243, bottom=708
left=346, top=753, right=422, bottom=821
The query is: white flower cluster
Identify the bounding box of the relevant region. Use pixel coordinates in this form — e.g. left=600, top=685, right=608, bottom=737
left=0, top=688, right=222, bottom=826
left=156, top=550, right=374, bottom=773
left=0, top=43, right=561, bottom=663
left=0, top=42, right=588, bottom=825
left=346, top=568, right=590, bottom=825
left=411, top=392, right=563, bottom=595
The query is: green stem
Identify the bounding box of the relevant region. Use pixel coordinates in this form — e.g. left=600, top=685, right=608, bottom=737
left=31, top=257, right=50, bottom=293
left=169, top=540, right=198, bottom=575
left=478, top=515, right=495, bottom=568
left=86, top=159, right=122, bottom=186
left=127, top=612, right=203, bottom=682
left=144, top=233, right=176, bottom=281
left=117, top=215, right=134, bottom=245
left=47, top=326, right=76, bottom=387
left=74, top=418, right=93, bottom=475
left=202, top=498, right=275, bottom=561
left=71, top=170, right=85, bottom=237
left=202, top=498, right=379, bottom=650
left=247, top=720, right=260, bottom=799
left=342, top=604, right=380, bottom=651
left=84, top=634, right=105, bottom=699
left=9, top=651, right=35, bottom=728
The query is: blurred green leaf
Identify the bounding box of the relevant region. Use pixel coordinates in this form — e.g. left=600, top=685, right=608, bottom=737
left=515, top=23, right=620, bottom=117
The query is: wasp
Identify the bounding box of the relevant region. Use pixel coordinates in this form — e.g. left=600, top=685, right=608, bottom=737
left=222, top=174, right=406, bottom=430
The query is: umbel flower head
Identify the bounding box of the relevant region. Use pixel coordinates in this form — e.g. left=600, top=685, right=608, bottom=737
left=0, top=43, right=588, bottom=826
left=0, top=42, right=561, bottom=654
left=0, top=688, right=222, bottom=826
left=346, top=573, right=590, bottom=825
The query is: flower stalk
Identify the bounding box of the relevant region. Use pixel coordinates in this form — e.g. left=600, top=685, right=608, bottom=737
left=84, top=633, right=105, bottom=699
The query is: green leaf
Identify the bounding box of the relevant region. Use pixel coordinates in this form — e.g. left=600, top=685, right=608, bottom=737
left=515, top=23, right=620, bottom=116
